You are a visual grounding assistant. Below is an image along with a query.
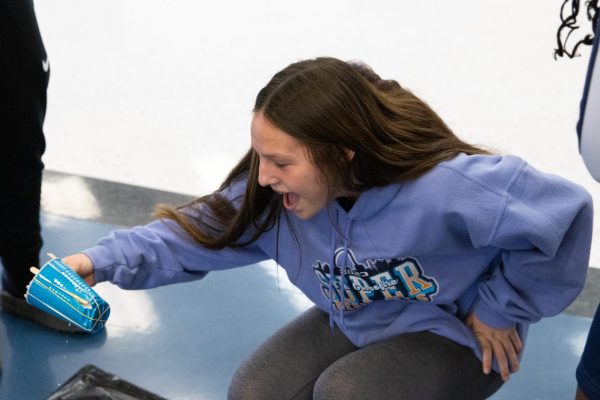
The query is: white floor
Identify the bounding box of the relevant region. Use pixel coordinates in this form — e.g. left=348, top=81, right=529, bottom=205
left=34, top=0, right=600, bottom=267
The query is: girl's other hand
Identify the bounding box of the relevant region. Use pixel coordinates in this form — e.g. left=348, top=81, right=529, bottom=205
left=62, top=253, right=96, bottom=286
left=465, top=312, right=523, bottom=381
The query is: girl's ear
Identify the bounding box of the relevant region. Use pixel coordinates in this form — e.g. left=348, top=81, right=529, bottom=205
left=344, top=148, right=355, bottom=161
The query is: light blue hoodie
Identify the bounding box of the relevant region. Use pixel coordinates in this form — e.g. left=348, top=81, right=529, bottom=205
left=84, top=153, right=593, bottom=365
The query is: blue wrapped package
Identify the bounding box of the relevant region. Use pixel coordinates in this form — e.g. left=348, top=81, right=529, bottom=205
left=25, top=256, right=110, bottom=333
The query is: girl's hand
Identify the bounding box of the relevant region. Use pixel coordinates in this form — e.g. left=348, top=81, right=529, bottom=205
left=465, top=312, right=523, bottom=381
left=62, top=253, right=96, bottom=286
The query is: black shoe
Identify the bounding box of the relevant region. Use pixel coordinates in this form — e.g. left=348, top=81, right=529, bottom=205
left=0, top=290, right=84, bottom=333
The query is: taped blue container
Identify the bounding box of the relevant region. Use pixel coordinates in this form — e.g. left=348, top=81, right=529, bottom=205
left=25, top=257, right=110, bottom=333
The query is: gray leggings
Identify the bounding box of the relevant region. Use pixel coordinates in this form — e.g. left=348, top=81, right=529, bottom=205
left=228, top=307, right=504, bottom=400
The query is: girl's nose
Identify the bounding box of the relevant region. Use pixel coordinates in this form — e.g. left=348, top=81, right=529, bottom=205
left=257, top=161, right=278, bottom=187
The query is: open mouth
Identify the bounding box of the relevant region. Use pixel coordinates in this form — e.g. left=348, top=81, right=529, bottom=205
left=283, top=192, right=299, bottom=210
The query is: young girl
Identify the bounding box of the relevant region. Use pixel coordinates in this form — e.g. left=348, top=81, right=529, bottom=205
left=63, top=57, right=593, bottom=400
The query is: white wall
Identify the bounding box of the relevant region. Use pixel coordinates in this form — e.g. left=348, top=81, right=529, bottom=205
left=35, top=0, right=600, bottom=266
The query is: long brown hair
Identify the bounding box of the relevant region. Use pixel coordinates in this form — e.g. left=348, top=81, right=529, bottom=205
left=154, top=57, right=490, bottom=249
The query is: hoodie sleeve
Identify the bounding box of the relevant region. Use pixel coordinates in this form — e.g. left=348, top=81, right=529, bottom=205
left=82, top=179, right=270, bottom=289
left=473, top=163, right=594, bottom=328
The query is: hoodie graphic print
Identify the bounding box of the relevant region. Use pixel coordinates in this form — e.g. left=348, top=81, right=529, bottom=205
left=313, top=248, right=439, bottom=311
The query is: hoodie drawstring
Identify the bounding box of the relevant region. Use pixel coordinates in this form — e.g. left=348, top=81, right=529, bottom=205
left=328, top=229, right=336, bottom=333
left=328, top=213, right=354, bottom=334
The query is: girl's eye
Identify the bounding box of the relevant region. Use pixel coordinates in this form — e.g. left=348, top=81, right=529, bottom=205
left=275, top=162, right=288, bottom=168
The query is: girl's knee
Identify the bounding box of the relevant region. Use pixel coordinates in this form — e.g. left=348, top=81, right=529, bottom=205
left=227, top=362, right=267, bottom=400
left=313, top=366, right=360, bottom=400
left=228, top=360, right=312, bottom=400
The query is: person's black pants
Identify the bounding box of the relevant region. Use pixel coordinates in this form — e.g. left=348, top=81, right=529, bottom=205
left=0, top=0, right=48, bottom=296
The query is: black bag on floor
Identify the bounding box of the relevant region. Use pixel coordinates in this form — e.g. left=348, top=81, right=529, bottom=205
left=46, top=364, right=168, bottom=400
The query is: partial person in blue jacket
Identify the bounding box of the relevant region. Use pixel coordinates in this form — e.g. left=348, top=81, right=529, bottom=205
left=63, top=57, right=593, bottom=400
left=557, top=1, right=600, bottom=399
